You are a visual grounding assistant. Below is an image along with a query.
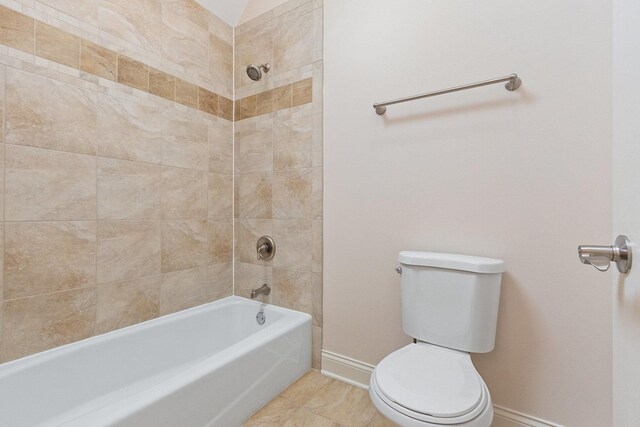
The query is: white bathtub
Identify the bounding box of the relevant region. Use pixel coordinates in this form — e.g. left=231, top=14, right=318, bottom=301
left=0, top=296, right=311, bottom=427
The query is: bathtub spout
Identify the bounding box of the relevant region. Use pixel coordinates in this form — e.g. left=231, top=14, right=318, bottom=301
left=250, top=284, right=271, bottom=299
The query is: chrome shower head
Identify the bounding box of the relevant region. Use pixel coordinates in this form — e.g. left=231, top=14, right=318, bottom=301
left=246, top=63, right=271, bottom=81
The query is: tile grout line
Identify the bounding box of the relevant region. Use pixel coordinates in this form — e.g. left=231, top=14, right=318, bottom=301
left=0, top=141, right=227, bottom=174
left=93, top=72, right=99, bottom=338
left=0, top=253, right=231, bottom=305
left=159, top=111, right=167, bottom=315
left=1, top=62, right=5, bottom=361
left=232, top=24, right=236, bottom=297
left=295, top=372, right=335, bottom=408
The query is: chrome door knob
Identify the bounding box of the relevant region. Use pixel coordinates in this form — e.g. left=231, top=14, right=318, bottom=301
left=578, top=235, right=632, bottom=274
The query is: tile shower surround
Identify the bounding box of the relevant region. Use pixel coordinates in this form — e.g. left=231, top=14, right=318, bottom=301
left=0, top=0, right=323, bottom=369
left=233, top=0, right=324, bottom=369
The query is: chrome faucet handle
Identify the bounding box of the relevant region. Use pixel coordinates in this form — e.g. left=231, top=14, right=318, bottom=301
left=578, top=235, right=632, bottom=274
left=256, top=236, right=276, bottom=261
left=257, top=243, right=269, bottom=260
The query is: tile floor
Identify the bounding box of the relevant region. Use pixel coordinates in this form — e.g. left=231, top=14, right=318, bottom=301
left=244, top=370, right=398, bottom=426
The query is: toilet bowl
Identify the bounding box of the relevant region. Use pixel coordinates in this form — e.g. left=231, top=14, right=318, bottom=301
left=369, top=251, right=504, bottom=427
left=369, top=343, right=493, bottom=427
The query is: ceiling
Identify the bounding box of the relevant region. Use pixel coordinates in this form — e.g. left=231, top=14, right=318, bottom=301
left=195, top=0, right=251, bottom=26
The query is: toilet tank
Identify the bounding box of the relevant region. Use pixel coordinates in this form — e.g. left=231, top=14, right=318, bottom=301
left=398, top=251, right=505, bottom=353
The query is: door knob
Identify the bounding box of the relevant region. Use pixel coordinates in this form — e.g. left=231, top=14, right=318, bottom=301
left=578, top=235, right=632, bottom=274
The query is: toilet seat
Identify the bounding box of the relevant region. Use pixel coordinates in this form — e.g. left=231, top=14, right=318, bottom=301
left=370, top=343, right=492, bottom=426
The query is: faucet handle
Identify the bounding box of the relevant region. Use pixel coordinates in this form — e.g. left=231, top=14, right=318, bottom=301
left=256, top=236, right=276, bottom=261
left=257, top=243, right=269, bottom=260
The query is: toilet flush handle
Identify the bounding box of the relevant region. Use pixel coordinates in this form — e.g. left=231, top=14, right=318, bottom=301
left=395, top=267, right=402, bottom=275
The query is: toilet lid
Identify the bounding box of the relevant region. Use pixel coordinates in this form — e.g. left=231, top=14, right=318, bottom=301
left=374, top=343, right=483, bottom=418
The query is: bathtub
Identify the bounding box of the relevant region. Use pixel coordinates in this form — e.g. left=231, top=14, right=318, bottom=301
left=0, top=296, right=311, bottom=427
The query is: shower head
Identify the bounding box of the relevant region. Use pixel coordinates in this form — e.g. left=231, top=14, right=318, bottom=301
left=246, top=63, right=271, bottom=81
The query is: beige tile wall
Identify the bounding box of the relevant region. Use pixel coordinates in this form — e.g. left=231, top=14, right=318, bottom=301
left=1, top=0, right=234, bottom=99
left=233, top=0, right=323, bottom=368
left=0, top=0, right=324, bottom=369
left=0, top=5, right=233, bottom=120
left=0, top=0, right=234, bottom=363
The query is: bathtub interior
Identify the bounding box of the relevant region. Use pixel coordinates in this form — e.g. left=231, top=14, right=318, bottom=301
left=0, top=297, right=308, bottom=427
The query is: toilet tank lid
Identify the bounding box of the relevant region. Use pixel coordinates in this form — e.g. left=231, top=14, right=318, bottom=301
left=398, top=251, right=505, bottom=273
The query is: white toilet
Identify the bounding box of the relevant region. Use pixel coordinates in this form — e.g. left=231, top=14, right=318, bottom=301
left=369, top=251, right=505, bottom=427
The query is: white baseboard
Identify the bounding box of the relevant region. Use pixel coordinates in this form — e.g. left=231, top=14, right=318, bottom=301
left=492, top=406, right=562, bottom=427
left=321, top=350, right=374, bottom=389
left=321, top=350, right=563, bottom=427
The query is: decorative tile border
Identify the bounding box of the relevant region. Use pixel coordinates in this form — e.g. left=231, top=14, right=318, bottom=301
left=0, top=5, right=315, bottom=123
left=235, top=77, right=313, bottom=121
left=0, top=5, right=233, bottom=121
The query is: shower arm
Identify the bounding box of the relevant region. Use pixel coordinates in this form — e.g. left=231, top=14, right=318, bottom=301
left=373, top=73, right=522, bottom=115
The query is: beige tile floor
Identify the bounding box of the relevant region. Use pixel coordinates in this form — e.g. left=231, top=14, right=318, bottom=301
left=244, top=370, right=398, bottom=427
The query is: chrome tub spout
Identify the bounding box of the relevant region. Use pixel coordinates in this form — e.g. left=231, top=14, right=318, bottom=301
left=251, top=284, right=271, bottom=299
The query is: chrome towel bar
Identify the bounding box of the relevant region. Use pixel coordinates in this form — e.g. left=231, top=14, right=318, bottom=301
left=373, top=73, right=522, bottom=115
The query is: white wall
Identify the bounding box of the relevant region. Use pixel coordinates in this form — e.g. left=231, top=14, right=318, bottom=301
left=613, top=1, right=640, bottom=425
left=196, top=0, right=250, bottom=25
left=237, top=0, right=291, bottom=25
left=196, top=0, right=291, bottom=26
left=323, top=1, right=612, bottom=425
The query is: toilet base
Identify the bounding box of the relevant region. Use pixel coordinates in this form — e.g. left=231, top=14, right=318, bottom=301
left=369, top=373, right=493, bottom=427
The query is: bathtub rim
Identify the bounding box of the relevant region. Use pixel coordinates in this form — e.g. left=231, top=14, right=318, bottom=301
left=0, top=295, right=311, bottom=375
